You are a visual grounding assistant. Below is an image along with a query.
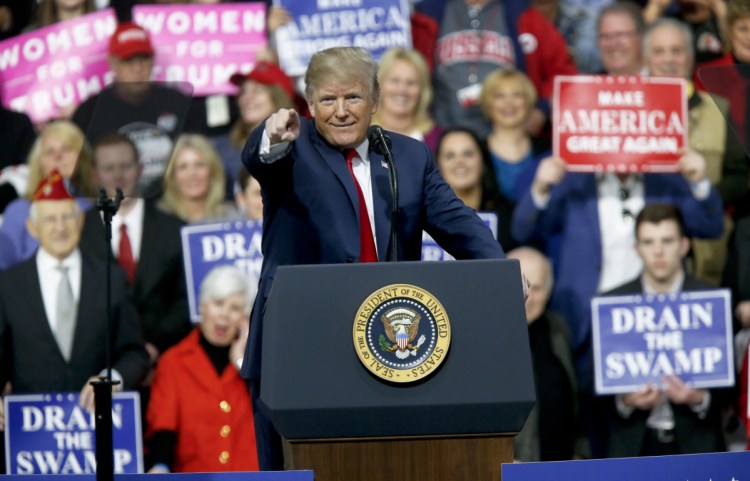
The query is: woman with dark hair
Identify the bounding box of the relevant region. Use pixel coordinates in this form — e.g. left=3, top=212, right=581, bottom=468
left=435, top=127, right=514, bottom=249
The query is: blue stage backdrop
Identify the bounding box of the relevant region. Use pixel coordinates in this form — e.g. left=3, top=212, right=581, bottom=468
left=503, top=451, right=750, bottom=481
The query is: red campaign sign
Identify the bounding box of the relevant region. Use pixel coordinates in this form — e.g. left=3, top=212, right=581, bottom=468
left=553, top=75, right=688, bottom=173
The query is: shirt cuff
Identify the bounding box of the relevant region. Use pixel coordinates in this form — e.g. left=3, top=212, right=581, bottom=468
left=615, top=394, right=635, bottom=418
left=531, top=189, right=551, bottom=210
left=260, top=129, right=291, bottom=164
left=151, top=463, right=171, bottom=473
left=690, top=178, right=711, bottom=200
left=98, top=369, right=123, bottom=390
left=689, top=390, right=711, bottom=418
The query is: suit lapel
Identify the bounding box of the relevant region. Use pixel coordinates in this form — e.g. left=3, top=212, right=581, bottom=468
left=310, top=128, right=359, bottom=216
left=370, top=150, right=393, bottom=261
left=23, top=260, right=60, bottom=350
left=72, top=257, right=99, bottom=362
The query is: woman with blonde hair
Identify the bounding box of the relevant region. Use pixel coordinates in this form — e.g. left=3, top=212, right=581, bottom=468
left=371, top=47, right=441, bottom=153
left=481, top=68, right=548, bottom=205
left=159, top=134, right=236, bottom=223
left=0, top=120, right=96, bottom=268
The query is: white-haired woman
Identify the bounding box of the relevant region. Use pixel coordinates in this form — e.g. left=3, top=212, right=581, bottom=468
left=146, top=266, right=259, bottom=473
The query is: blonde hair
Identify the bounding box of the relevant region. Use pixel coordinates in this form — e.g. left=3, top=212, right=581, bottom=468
left=160, top=134, right=226, bottom=221
left=24, top=120, right=96, bottom=199
left=479, top=68, right=538, bottom=121
left=229, top=83, right=294, bottom=149
left=726, top=0, right=750, bottom=54
left=305, top=47, right=379, bottom=102
left=372, top=47, right=434, bottom=133
left=38, top=0, right=96, bottom=27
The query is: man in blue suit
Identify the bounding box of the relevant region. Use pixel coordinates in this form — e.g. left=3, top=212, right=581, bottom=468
left=512, top=153, right=723, bottom=456
left=240, top=47, right=508, bottom=470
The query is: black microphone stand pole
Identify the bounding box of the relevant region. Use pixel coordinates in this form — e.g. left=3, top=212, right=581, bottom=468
left=92, top=187, right=123, bottom=481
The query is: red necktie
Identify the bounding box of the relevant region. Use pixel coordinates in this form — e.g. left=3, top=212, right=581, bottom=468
left=344, top=149, right=378, bottom=263
left=118, top=223, right=137, bottom=285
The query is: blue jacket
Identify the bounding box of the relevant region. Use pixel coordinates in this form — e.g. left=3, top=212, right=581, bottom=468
left=240, top=119, right=505, bottom=381
left=512, top=172, right=724, bottom=353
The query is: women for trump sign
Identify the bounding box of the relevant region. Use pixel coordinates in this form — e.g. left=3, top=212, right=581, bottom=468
left=591, top=290, right=734, bottom=395
left=553, top=75, right=688, bottom=173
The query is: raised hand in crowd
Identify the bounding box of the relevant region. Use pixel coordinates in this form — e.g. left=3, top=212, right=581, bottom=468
left=530, top=156, right=567, bottom=200
left=267, top=6, right=291, bottom=35
left=266, top=108, right=301, bottom=145
left=678, top=149, right=708, bottom=184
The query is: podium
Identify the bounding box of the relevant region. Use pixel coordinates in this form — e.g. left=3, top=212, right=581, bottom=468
left=259, top=260, right=535, bottom=481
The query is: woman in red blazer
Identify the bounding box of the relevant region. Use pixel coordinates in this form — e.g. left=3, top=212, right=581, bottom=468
left=146, top=266, right=259, bottom=473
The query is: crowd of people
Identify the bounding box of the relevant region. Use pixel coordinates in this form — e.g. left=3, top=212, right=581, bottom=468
left=1, top=0, right=750, bottom=473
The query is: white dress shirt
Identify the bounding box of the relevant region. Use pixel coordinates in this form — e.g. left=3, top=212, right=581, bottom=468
left=109, top=199, right=145, bottom=262
left=36, top=248, right=82, bottom=332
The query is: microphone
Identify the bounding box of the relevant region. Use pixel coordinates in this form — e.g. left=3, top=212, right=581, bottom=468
left=367, top=125, right=399, bottom=262
left=367, top=125, right=392, bottom=156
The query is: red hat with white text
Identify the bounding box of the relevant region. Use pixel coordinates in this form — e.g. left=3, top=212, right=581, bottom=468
left=109, top=22, right=154, bottom=60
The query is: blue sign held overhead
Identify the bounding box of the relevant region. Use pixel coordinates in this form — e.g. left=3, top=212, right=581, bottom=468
left=4, top=392, right=143, bottom=474
left=591, top=289, right=734, bottom=394
left=274, top=0, right=413, bottom=76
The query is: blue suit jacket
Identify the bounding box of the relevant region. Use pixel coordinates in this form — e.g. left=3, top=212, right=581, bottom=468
left=512, top=173, right=724, bottom=357
left=240, top=119, right=505, bottom=380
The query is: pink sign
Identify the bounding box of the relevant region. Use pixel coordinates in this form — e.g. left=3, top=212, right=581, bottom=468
left=133, top=3, right=268, bottom=97
left=0, top=9, right=117, bottom=124
left=553, top=75, right=688, bottom=173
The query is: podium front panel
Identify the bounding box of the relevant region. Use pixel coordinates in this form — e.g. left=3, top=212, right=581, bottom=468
left=260, top=259, right=534, bottom=439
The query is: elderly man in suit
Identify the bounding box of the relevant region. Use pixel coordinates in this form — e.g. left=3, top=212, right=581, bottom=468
left=0, top=170, right=149, bottom=425
left=242, top=46, right=511, bottom=469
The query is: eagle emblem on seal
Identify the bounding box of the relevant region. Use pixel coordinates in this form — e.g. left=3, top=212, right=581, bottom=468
left=380, top=307, right=427, bottom=359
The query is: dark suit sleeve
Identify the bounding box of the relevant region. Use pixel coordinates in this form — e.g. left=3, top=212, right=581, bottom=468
left=111, top=269, right=149, bottom=389
left=420, top=143, right=505, bottom=259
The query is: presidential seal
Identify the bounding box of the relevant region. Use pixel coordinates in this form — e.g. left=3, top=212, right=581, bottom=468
left=353, top=284, right=451, bottom=383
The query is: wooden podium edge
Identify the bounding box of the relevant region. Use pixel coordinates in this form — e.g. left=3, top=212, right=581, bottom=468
left=284, top=433, right=515, bottom=481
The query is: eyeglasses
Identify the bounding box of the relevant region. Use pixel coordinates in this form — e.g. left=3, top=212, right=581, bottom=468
left=620, top=187, right=633, bottom=220
left=598, top=30, right=638, bottom=43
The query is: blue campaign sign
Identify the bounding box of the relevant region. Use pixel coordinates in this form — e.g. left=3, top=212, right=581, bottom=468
left=503, top=450, right=750, bottom=481
left=1, top=472, right=314, bottom=481
left=274, top=0, right=412, bottom=76
left=591, top=289, right=734, bottom=394
left=4, top=392, right=143, bottom=474
left=422, top=212, right=498, bottom=261
left=181, top=220, right=263, bottom=322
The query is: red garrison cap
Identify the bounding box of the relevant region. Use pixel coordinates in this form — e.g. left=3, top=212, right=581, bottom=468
left=31, top=170, right=75, bottom=202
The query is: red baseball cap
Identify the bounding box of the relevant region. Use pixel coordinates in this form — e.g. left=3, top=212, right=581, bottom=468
left=109, top=22, right=154, bottom=60
left=32, top=170, right=75, bottom=202
left=230, top=61, right=295, bottom=102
